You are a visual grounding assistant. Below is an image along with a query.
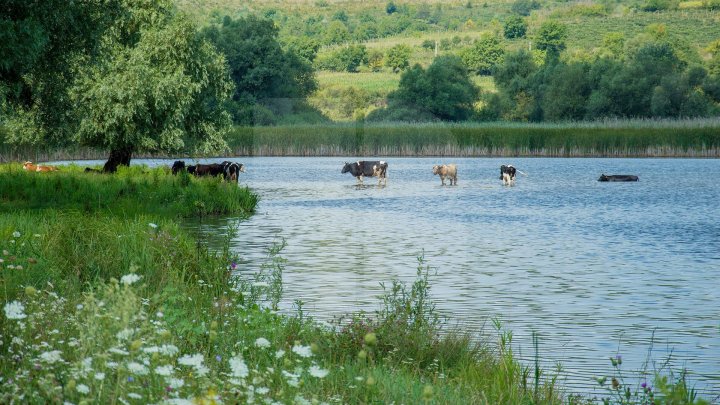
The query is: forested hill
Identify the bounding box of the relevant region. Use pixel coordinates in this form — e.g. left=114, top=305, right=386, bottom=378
left=174, top=0, right=720, bottom=122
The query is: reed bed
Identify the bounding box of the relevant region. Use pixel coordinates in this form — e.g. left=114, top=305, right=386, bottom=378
left=2, top=119, right=719, bottom=160
left=226, top=119, right=720, bottom=157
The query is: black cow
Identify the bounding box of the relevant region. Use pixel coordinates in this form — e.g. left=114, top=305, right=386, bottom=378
left=598, top=174, right=639, bottom=182
left=193, top=163, right=225, bottom=177
left=221, top=161, right=245, bottom=182
left=500, top=164, right=517, bottom=185
left=342, top=160, right=388, bottom=185
left=171, top=160, right=186, bottom=175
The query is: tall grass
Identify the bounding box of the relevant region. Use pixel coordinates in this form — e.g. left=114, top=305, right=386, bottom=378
left=225, top=119, right=720, bottom=157
left=0, top=163, right=257, bottom=217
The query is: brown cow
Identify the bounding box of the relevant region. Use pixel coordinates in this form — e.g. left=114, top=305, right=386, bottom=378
left=432, top=164, right=457, bottom=186
left=23, top=161, right=58, bottom=172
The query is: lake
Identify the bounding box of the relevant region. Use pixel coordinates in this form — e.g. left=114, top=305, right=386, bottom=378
left=145, top=157, right=720, bottom=399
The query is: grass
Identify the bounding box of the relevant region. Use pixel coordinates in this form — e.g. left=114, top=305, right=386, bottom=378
left=225, top=119, right=720, bottom=157
left=0, top=163, right=257, bottom=217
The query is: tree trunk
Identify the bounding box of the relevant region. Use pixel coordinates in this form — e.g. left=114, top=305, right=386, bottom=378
left=103, top=146, right=133, bottom=173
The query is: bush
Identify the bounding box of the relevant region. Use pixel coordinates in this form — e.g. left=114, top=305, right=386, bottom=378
left=504, top=15, right=527, bottom=39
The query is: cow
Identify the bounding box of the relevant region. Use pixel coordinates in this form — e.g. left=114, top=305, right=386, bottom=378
left=23, top=161, right=58, bottom=172
left=221, top=161, right=245, bottom=182
left=432, top=164, right=457, bottom=186
left=341, top=160, right=388, bottom=185
left=598, top=174, right=639, bottom=182
left=500, top=164, right=517, bottom=185
left=171, top=160, right=186, bottom=175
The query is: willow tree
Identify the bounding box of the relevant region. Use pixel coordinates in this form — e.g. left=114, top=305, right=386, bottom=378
left=72, top=3, right=233, bottom=172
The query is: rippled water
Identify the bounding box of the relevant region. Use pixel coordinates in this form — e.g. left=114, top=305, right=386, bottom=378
left=139, top=157, right=720, bottom=399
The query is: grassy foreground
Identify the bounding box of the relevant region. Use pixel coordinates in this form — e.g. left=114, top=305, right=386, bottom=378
left=0, top=164, right=709, bottom=404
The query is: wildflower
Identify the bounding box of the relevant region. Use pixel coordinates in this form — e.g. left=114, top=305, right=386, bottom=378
left=94, top=372, right=105, bottom=381
left=215, top=355, right=222, bottom=362
left=229, top=355, right=249, bottom=378
left=255, top=387, right=270, bottom=395
left=39, top=350, right=63, bottom=364
left=116, top=328, right=134, bottom=341
left=167, top=377, right=184, bottom=389
left=4, top=301, right=27, bottom=320
left=178, top=353, right=209, bottom=376
left=128, top=393, right=142, bottom=399
left=156, top=311, right=164, bottom=318
left=12, top=231, right=20, bottom=238
left=148, top=223, right=158, bottom=229
left=255, top=337, right=271, bottom=349
left=275, top=350, right=285, bottom=359
left=108, top=348, right=129, bottom=356
left=76, top=384, right=90, bottom=394
left=308, top=365, right=329, bottom=378
left=292, top=344, right=313, bottom=358
left=76, top=304, right=84, bottom=310
left=641, top=382, right=647, bottom=388
left=15, top=265, right=23, bottom=270
left=230, top=261, right=237, bottom=270
left=155, top=365, right=174, bottom=376
left=127, top=376, right=134, bottom=382
left=127, top=362, right=149, bottom=375
left=120, top=273, right=142, bottom=286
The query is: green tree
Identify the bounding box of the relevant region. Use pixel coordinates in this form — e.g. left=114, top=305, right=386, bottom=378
left=73, top=9, right=233, bottom=172
left=460, top=35, right=505, bottom=75
left=385, top=44, right=412, bottom=72
left=204, top=15, right=317, bottom=124
left=375, top=55, right=479, bottom=121
left=1, top=0, right=123, bottom=145
left=324, top=20, right=350, bottom=44
left=511, top=0, right=541, bottom=16
left=503, top=16, right=527, bottom=39
left=535, top=21, right=568, bottom=55
left=316, top=45, right=368, bottom=72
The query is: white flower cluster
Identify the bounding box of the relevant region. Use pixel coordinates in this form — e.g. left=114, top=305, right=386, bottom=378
left=178, top=353, right=209, bottom=377
left=120, top=273, right=142, bottom=286
left=4, top=301, right=27, bottom=320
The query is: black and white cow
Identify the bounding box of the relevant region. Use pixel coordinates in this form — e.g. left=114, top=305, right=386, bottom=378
left=500, top=164, right=517, bottom=185
left=221, top=161, right=245, bottom=182
left=598, top=174, right=639, bottom=182
left=341, top=160, right=388, bottom=185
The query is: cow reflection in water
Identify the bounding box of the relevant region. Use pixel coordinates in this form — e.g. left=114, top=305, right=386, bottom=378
left=341, top=161, right=388, bottom=186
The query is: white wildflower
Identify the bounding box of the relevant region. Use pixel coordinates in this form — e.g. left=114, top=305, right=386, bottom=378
left=255, top=337, right=271, bottom=349
left=4, top=301, right=27, bottom=320
left=39, top=350, right=63, bottom=364
left=127, top=361, right=149, bottom=375
left=158, top=344, right=179, bottom=356
left=116, top=328, right=134, bottom=341
left=178, top=353, right=204, bottom=368
left=108, top=347, right=129, bottom=356
left=309, top=365, right=329, bottom=378
left=76, top=304, right=84, bottom=310
left=166, top=377, right=184, bottom=389
left=76, top=384, right=90, bottom=394
left=255, top=387, right=270, bottom=395
left=120, top=273, right=141, bottom=286
left=156, top=311, right=164, bottom=318
left=34, top=234, right=41, bottom=238
left=275, top=349, right=285, bottom=359
left=229, top=355, right=249, bottom=378
left=162, top=399, right=193, bottom=405
left=94, top=372, right=105, bottom=381
left=106, top=361, right=118, bottom=369
left=12, top=231, right=20, bottom=238
left=148, top=223, right=158, bottom=229
left=292, top=344, right=313, bottom=358
left=154, top=365, right=174, bottom=376
left=295, top=395, right=311, bottom=405
left=128, top=393, right=142, bottom=400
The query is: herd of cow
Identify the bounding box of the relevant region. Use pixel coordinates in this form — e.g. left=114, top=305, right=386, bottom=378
left=21, top=159, right=639, bottom=184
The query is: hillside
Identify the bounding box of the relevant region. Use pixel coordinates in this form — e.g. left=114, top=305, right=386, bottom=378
left=177, top=0, right=720, bottom=121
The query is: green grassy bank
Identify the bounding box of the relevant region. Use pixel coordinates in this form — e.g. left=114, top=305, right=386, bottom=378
left=226, top=120, right=720, bottom=157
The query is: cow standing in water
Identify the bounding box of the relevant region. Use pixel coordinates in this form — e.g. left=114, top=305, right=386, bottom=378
left=500, top=164, right=517, bottom=185
left=432, top=164, right=457, bottom=186
left=341, top=161, right=388, bottom=185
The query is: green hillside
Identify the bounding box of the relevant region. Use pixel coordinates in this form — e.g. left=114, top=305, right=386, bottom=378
left=175, top=0, right=720, bottom=120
